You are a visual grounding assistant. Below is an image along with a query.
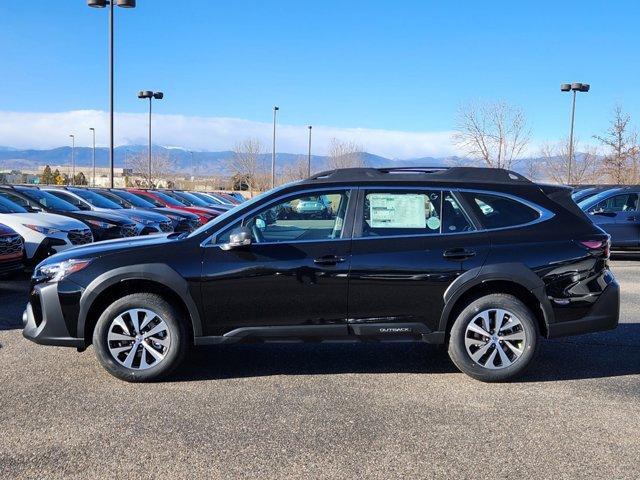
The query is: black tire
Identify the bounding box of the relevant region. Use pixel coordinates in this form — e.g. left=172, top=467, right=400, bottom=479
left=93, top=293, right=189, bottom=382
left=448, top=294, right=539, bottom=382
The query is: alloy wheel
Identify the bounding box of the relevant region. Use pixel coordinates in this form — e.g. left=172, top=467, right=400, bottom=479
left=464, top=308, right=527, bottom=370
left=106, top=308, right=171, bottom=370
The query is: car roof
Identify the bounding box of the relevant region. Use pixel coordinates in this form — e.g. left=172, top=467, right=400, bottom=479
left=298, top=166, right=533, bottom=186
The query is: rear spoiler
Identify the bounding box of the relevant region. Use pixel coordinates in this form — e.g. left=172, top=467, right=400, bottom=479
left=537, top=184, right=589, bottom=219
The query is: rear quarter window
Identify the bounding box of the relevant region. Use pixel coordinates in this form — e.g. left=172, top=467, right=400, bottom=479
left=461, top=192, right=540, bottom=229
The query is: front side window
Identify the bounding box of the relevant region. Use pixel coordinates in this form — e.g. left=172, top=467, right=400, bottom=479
left=462, top=192, right=540, bottom=229
left=242, top=191, right=350, bottom=243
left=588, top=193, right=639, bottom=214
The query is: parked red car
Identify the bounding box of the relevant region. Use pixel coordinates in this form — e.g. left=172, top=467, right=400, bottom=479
left=0, top=223, right=24, bottom=275
left=126, top=189, right=220, bottom=226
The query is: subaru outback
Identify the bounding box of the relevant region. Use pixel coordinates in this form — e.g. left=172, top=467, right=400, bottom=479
left=23, top=167, right=619, bottom=382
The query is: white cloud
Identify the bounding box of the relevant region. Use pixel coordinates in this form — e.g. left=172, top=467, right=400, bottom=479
left=0, top=110, right=462, bottom=159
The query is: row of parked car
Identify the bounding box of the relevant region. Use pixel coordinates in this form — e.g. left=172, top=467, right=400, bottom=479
left=572, top=185, right=640, bottom=249
left=0, top=185, right=245, bottom=274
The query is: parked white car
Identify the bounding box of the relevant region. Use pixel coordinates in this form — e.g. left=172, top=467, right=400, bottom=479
left=0, top=195, right=93, bottom=265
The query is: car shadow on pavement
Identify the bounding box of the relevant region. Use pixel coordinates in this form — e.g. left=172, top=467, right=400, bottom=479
left=611, top=252, right=640, bottom=261
left=175, top=324, right=640, bottom=383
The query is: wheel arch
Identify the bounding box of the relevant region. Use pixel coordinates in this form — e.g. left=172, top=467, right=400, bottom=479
left=78, top=264, right=202, bottom=345
left=439, top=263, right=553, bottom=338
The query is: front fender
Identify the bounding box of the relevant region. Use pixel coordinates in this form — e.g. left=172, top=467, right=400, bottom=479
left=77, top=263, right=203, bottom=340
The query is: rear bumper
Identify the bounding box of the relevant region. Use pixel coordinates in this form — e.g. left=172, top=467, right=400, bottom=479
left=22, top=282, right=84, bottom=348
left=547, top=281, right=620, bottom=338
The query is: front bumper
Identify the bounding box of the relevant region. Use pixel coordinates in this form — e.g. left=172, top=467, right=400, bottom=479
left=547, top=280, right=620, bottom=338
left=22, top=282, right=84, bottom=348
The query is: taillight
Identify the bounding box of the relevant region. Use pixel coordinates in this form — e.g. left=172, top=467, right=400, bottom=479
left=579, top=238, right=610, bottom=259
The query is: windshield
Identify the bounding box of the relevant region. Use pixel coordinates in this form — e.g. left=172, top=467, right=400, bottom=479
left=147, top=191, right=187, bottom=207
left=18, top=188, right=79, bottom=211
left=577, top=189, right=623, bottom=210
left=172, top=191, right=211, bottom=207
left=109, top=190, right=155, bottom=208
left=70, top=188, right=122, bottom=209
left=0, top=195, right=28, bottom=213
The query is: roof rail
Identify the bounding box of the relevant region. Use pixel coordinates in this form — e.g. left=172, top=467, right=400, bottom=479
left=306, top=166, right=532, bottom=185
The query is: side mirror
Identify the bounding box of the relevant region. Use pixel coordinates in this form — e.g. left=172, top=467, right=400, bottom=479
left=220, top=227, right=252, bottom=251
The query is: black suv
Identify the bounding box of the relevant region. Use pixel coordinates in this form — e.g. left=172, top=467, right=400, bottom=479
left=22, top=167, right=619, bottom=382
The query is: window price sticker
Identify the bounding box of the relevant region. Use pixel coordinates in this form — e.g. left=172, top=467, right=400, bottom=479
left=369, top=193, right=427, bottom=228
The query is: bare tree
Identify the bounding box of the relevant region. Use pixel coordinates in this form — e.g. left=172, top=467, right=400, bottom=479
left=227, top=138, right=268, bottom=196
left=454, top=101, right=530, bottom=169
left=326, top=138, right=365, bottom=170
left=540, top=138, right=601, bottom=185
left=593, top=105, right=639, bottom=184
left=281, top=155, right=309, bottom=184
left=128, top=151, right=174, bottom=187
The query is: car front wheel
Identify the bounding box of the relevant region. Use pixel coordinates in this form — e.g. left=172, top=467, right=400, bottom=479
left=93, top=293, right=188, bottom=382
left=448, top=294, right=539, bottom=382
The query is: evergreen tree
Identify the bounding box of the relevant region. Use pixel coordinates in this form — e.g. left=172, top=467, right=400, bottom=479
left=40, top=165, right=55, bottom=185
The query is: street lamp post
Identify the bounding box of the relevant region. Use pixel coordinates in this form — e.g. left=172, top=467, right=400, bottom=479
left=87, top=0, right=137, bottom=188
left=307, top=125, right=312, bottom=177
left=69, top=134, right=75, bottom=186
left=89, top=127, right=96, bottom=186
left=561, top=82, right=590, bottom=184
left=272, top=106, right=279, bottom=189
left=137, top=90, right=164, bottom=187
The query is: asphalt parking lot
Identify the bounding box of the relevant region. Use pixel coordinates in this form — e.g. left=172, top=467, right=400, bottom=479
left=1, top=257, right=639, bottom=479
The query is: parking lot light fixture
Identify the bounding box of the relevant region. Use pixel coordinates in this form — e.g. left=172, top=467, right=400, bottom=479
left=272, top=106, right=279, bottom=189
left=137, top=90, right=164, bottom=187
left=89, top=128, right=96, bottom=187
left=69, top=134, right=75, bottom=186
left=307, top=125, right=312, bottom=177
left=561, top=82, right=590, bottom=184
left=87, top=0, right=137, bottom=188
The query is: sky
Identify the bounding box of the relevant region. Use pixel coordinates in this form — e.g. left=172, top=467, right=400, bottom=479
left=1, top=0, right=639, bottom=157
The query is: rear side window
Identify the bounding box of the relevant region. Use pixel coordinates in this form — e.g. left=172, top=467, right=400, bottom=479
left=461, top=192, right=540, bottom=229
left=361, top=190, right=474, bottom=237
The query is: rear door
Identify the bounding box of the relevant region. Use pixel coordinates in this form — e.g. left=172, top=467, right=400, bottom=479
left=588, top=193, right=639, bottom=247
left=347, top=187, right=490, bottom=333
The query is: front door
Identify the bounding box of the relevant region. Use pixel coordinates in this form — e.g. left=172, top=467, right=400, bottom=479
left=347, top=188, right=490, bottom=332
left=200, top=189, right=354, bottom=335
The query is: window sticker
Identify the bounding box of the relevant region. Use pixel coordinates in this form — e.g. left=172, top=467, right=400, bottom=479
left=369, top=194, right=427, bottom=228
left=426, top=216, right=441, bottom=230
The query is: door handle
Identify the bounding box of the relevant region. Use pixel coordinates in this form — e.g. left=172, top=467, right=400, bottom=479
left=314, top=255, right=346, bottom=266
left=443, top=248, right=476, bottom=260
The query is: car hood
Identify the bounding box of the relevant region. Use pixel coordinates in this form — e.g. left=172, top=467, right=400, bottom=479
left=154, top=207, right=199, bottom=219
left=52, top=209, right=135, bottom=225
left=0, top=212, right=88, bottom=230
left=39, top=232, right=181, bottom=265
left=99, top=208, right=169, bottom=223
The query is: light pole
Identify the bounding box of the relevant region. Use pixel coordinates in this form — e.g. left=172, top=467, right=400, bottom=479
left=138, top=90, right=164, bottom=187
left=69, top=134, right=75, bottom=186
left=89, top=127, right=96, bottom=186
left=561, top=82, right=590, bottom=184
left=87, top=0, right=137, bottom=188
left=272, top=106, right=279, bottom=188
left=307, top=125, right=312, bottom=177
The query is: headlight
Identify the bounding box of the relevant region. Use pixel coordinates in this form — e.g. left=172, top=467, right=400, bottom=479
left=33, top=258, right=92, bottom=283
left=23, top=224, right=61, bottom=235
left=85, top=219, right=116, bottom=229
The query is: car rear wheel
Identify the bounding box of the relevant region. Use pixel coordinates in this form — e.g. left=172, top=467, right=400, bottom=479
left=93, top=293, right=188, bottom=382
left=448, top=294, right=539, bottom=382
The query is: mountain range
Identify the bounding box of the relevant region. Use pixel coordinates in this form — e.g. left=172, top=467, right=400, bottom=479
left=0, top=145, right=468, bottom=175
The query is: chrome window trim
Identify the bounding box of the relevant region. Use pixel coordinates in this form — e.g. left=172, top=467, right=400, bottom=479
left=200, top=186, right=355, bottom=248
left=200, top=185, right=555, bottom=247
